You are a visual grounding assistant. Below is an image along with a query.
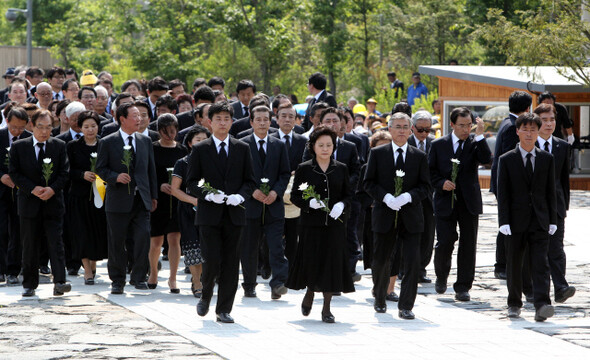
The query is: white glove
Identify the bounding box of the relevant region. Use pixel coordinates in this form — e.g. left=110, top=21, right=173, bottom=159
left=309, top=198, right=326, bottom=209
left=383, top=193, right=400, bottom=211
left=395, top=193, right=412, bottom=208
left=548, top=224, right=557, bottom=235
left=499, top=224, right=512, bottom=236
left=329, top=202, right=344, bottom=219
left=567, top=134, right=575, bottom=145
left=205, top=192, right=226, bottom=204
left=226, top=194, right=245, bottom=206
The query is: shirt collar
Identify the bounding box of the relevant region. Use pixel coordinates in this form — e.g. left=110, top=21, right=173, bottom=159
left=119, top=128, right=135, bottom=141
left=537, top=136, right=552, bottom=149
left=32, top=135, right=44, bottom=147
left=140, top=129, right=150, bottom=137
left=391, top=141, right=408, bottom=154
left=69, top=128, right=81, bottom=139
left=314, top=89, right=324, bottom=101
left=518, top=145, right=536, bottom=158
left=451, top=132, right=461, bottom=145
left=253, top=133, right=268, bottom=143
left=212, top=135, right=229, bottom=148
left=278, top=128, right=292, bottom=138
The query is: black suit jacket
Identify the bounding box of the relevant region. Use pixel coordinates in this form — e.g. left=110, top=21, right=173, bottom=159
left=231, top=101, right=249, bottom=120
left=243, top=134, right=291, bottom=219
left=490, top=114, right=518, bottom=195
left=96, top=132, right=158, bottom=213
left=270, top=131, right=307, bottom=172
left=237, top=127, right=278, bottom=139
left=429, top=133, right=491, bottom=217
left=363, top=144, right=431, bottom=233
left=186, top=136, right=255, bottom=226
left=537, top=137, right=570, bottom=218
left=303, top=138, right=361, bottom=191
left=0, top=128, right=32, bottom=198
left=176, top=109, right=196, bottom=131
left=229, top=116, right=280, bottom=138
left=8, top=136, right=69, bottom=217
left=303, top=90, right=338, bottom=130
left=56, top=130, right=80, bottom=144
left=497, top=146, right=557, bottom=232
left=407, top=134, right=434, bottom=155
left=100, top=123, right=159, bottom=142
left=344, top=132, right=369, bottom=164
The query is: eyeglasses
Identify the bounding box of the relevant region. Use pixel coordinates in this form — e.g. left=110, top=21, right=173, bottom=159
left=35, top=125, right=53, bottom=131
left=81, top=95, right=96, bottom=100
left=37, top=92, right=52, bottom=97
left=391, top=125, right=410, bottom=130
left=414, top=127, right=431, bottom=133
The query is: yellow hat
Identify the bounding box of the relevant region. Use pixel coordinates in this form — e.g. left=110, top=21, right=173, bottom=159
left=366, top=98, right=378, bottom=104
left=80, top=70, right=98, bottom=86
left=353, top=104, right=367, bottom=114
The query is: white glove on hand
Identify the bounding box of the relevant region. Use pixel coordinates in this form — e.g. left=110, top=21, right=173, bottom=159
left=205, top=192, right=226, bottom=204
left=567, top=134, right=575, bottom=145
left=383, top=193, right=400, bottom=211
left=226, top=194, right=245, bottom=206
left=499, top=224, right=512, bottom=236
left=396, top=193, right=412, bottom=208
left=329, top=202, right=344, bottom=219
left=548, top=224, right=557, bottom=235
left=309, top=198, right=326, bottom=209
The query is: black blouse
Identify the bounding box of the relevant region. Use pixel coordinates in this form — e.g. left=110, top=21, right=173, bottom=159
left=67, top=137, right=100, bottom=197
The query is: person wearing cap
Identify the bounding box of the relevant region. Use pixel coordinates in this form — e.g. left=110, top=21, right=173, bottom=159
left=407, top=72, right=428, bottom=107
left=366, top=98, right=381, bottom=117
left=47, top=67, right=66, bottom=101
left=0, top=68, right=17, bottom=104
left=80, top=70, right=98, bottom=88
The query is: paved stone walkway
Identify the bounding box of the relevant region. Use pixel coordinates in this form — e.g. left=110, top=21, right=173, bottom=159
left=0, top=190, right=589, bottom=359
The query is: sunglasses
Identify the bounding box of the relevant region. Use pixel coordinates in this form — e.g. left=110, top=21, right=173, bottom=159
left=414, top=127, right=431, bottom=133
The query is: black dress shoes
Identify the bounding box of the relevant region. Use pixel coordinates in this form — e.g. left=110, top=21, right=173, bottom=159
left=22, top=288, right=35, bottom=297
left=67, top=268, right=79, bottom=276
left=321, top=312, right=335, bottom=323
left=374, top=302, right=387, bottom=313
left=534, top=304, right=554, bottom=322
left=507, top=306, right=521, bottom=318
left=271, top=285, right=288, bottom=300
left=130, top=280, right=149, bottom=290
left=244, top=288, right=257, bottom=298
left=0, top=274, right=5, bottom=282
left=494, top=271, right=507, bottom=280
left=555, top=286, right=576, bottom=303
left=418, top=275, right=432, bottom=283
left=435, top=279, right=447, bottom=294
left=6, top=275, right=19, bottom=285
left=455, top=291, right=471, bottom=302
left=197, top=299, right=210, bottom=316
left=39, top=265, right=51, bottom=275
left=216, top=313, right=234, bottom=323
left=524, top=292, right=534, bottom=303
left=385, top=292, right=399, bottom=302
left=53, top=282, right=72, bottom=296
left=111, top=284, right=124, bottom=294
left=398, top=309, right=415, bottom=320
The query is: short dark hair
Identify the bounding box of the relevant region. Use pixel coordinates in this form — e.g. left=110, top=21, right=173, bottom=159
left=387, top=72, right=396, bottom=77
left=208, top=101, right=233, bottom=119
left=114, top=92, right=135, bottom=108
left=7, top=107, right=29, bottom=123
left=432, top=99, right=440, bottom=107
left=533, top=103, right=556, bottom=116
left=538, top=91, right=556, bottom=104
left=341, top=107, right=354, bottom=122
left=155, top=94, right=177, bottom=111
left=61, top=78, right=78, bottom=91
left=391, top=102, right=411, bottom=118
left=271, top=94, right=289, bottom=111
left=147, top=76, right=168, bottom=92
left=508, top=91, right=532, bottom=114
left=169, top=79, right=186, bottom=91
left=176, top=94, right=193, bottom=107
left=25, top=66, right=44, bottom=78
left=412, top=72, right=421, bottom=77
left=121, top=79, right=142, bottom=93
left=250, top=105, right=272, bottom=122
left=450, top=107, right=472, bottom=124
left=8, top=77, right=29, bottom=91
left=207, top=76, right=225, bottom=89
left=77, top=110, right=101, bottom=128
left=192, top=78, right=207, bottom=89
left=236, top=79, right=256, bottom=94
left=97, top=78, right=113, bottom=88
left=308, top=72, right=327, bottom=90
left=116, top=102, right=136, bottom=124
left=46, top=67, right=65, bottom=79
left=193, top=85, right=215, bottom=103
left=195, top=102, right=210, bottom=119
left=78, top=86, right=97, bottom=100
left=307, top=125, right=337, bottom=158
left=65, top=68, right=78, bottom=80
left=248, top=94, right=270, bottom=118
left=319, top=107, right=342, bottom=123
left=289, top=94, right=299, bottom=104
left=156, top=113, right=179, bottom=138
left=183, top=125, right=210, bottom=148
left=55, top=99, right=72, bottom=118
left=31, top=109, right=52, bottom=126
left=515, top=113, right=541, bottom=129
left=133, top=100, right=152, bottom=119
left=310, top=101, right=329, bottom=118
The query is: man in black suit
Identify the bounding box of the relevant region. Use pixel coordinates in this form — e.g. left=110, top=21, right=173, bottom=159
left=100, top=93, right=136, bottom=133
left=0, top=107, right=31, bottom=285
left=231, top=80, right=256, bottom=120
left=364, top=112, right=431, bottom=319
left=240, top=105, right=291, bottom=299
left=187, top=102, right=255, bottom=323
left=342, top=108, right=369, bottom=163
left=302, top=72, right=337, bottom=131
left=177, top=103, right=211, bottom=143
left=144, top=77, right=169, bottom=122
left=429, top=108, right=491, bottom=301
left=498, top=113, right=557, bottom=321
left=302, top=101, right=330, bottom=138
left=96, top=103, right=158, bottom=294
left=271, top=95, right=305, bottom=135
left=407, top=110, right=436, bottom=283
left=229, top=94, right=275, bottom=137
left=9, top=110, right=71, bottom=297
left=534, top=103, right=575, bottom=303
left=56, top=102, right=85, bottom=143
left=176, top=86, right=215, bottom=131
left=490, top=91, right=532, bottom=280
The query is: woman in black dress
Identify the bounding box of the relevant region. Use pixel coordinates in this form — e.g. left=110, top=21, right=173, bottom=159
left=147, top=114, right=188, bottom=292
left=66, top=111, right=107, bottom=285
left=287, top=125, right=355, bottom=323
left=170, top=126, right=210, bottom=297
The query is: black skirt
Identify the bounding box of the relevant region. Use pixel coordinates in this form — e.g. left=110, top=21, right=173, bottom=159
left=69, top=194, right=108, bottom=261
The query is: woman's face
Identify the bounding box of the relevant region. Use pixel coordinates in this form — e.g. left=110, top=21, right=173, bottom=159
left=126, top=84, right=140, bottom=97
left=189, top=133, right=208, bottom=148
left=313, top=135, right=334, bottom=161
left=81, top=119, right=98, bottom=139
left=159, top=126, right=178, bottom=142
left=178, top=101, right=193, bottom=114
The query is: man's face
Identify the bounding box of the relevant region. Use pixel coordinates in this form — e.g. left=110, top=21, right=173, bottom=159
left=201, top=105, right=212, bottom=131
left=95, top=90, right=109, bottom=114
left=3, top=75, right=14, bottom=87
left=412, top=75, right=421, bottom=85
left=7, top=117, right=27, bottom=138
left=348, top=99, right=357, bottom=109
left=137, top=106, right=150, bottom=132
left=210, top=111, right=232, bottom=139
left=35, top=84, right=53, bottom=108
left=27, top=73, right=44, bottom=86
left=310, top=109, right=323, bottom=127
left=156, top=105, right=175, bottom=117
left=191, top=133, right=208, bottom=147
left=80, top=90, right=96, bottom=110
left=211, top=84, right=224, bottom=92
left=517, top=123, right=539, bottom=150
left=433, top=101, right=441, bottom=114
left=120, top=106, right=141, bottom=133
left=344, top=112, right=354, bottom=133
left=33, top=116, right=53, bottom=143
left=237, top=87, right=255, bottom=107
left=8, top=83, right=27, bottom=104
left=148, top=89, right=167, bottom=105
left=541, top=98, right=555, bottom=106
left=387, top=75, right=395, bottom=82
left=367, top=102, right=376, bottom=112
left=272, top=86, right=280, bottom=96
left=99, top=73, right=113, bottom=82
left=68, top=113, right=81, bottom=132
left=169, top=85, right=185, bottom=99
left=101, top=82, right=113, bottom=96
left=450, top=115, right=471, bottom=141
left=388, top=118, right=411, bottom=146
left=49, top=73, right=65, bottom=91
left=413, top=119, right=432, bottom=142
left=277, top=108, right=296, bottom=133
left=320, top=113, right=341, bottom=133
left=538, top=111, right=556, bottom=139
left=64, top=82, right=80, bottom=101
left=251, top=111, right=271, bottom=138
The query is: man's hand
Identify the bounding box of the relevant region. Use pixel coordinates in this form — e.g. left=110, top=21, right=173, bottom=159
left=31, top=186, right=44, bottom=196
left=151, top=199, right=158, bottom=212
left=116, top=173, right=131, bottom=184
left=442, top=180, right=456, bottom=191
left=1, top=174, right=15, bottom=188
left=205, top=192, right=226, bottom=204
left=37, top=187, right=55, bottom=201
left=252, top=189, right=267, bottom=203
left=83, top=171, right=96, bottom=183
left=226, top=194, right=245, bottom=206
left=160, top=183, right=172, bottom=195
left=474, top=116, right=485, bottom=136
left=263, top=190, right=278, bottom=205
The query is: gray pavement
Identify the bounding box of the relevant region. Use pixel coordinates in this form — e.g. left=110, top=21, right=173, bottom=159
left=0, top=190, right=589, bottom=359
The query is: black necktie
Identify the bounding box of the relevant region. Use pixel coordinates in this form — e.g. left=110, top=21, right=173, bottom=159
left=284, top=135, right=291, bottom=150
left=544, top=141, right=550, bottom=153
left=395, top=148, right=404, bottom=171
left=243, top=106, right=249, bottom=118
left=419, top=140, right=424, bottom=152
left=37, top=143, right=45, bottom=163
left=455, top=139, right=463, bottom=158
left=218, top=142, right=228, bottom=171
left=258, top=140, right=266, bottom=164
left=75, top=133, right=81, bottom=140
left=54, top=93, right=59, bottom=100
left=526, top=153, right=533, bottom=181
left=12, top=136, right=17, bottom=143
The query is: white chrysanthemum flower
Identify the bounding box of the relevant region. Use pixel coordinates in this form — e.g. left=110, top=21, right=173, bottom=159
left=298, top=182, right=309, bottom=191
left=396, top=170, right=405, bottom=177
left=451, top=158, right=461, bottom=164
left=43, top=158, right=51, bottom=164
left=166, top=167, right=174, bottom=172
left=6, top=147, right=10, bottom=152
left=123, top=145, right=132, bottom=151
left=90, top=152, right=98, bottom=158
left=198, top=178, right=205, bottom=187
left=261, top=178, right=269, bottom=183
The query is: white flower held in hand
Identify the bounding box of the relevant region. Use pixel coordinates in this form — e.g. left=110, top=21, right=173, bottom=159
left=396, top=170, right=405, bottom=178
left=298, top=182, right=309, bottom=191
left=451, top=158, right=460, bottom=164
left=43, top=158, right=52, bottom=164
left=90, top=152, right=97, bottom=158
left=123, top=145, right=132, bottom=151
left=6, top=147, right=10, bottom=152
left=198, top=178, right=205, bottom=188
left=261, top=178, right=269, bottom=183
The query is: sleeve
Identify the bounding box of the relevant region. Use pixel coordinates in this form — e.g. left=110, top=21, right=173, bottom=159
left=363, top=149, right=387, bottom=203
left=50, top=143, right=70, bottom=193
left=96, top=139, right=120, bottom=185
left=8, top=144, right=37, bottom=194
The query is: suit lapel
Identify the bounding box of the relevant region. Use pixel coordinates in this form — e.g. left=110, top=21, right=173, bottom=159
left=225, top=138, right=241, bottom=177
left=207, top=138, right=225, bottom=176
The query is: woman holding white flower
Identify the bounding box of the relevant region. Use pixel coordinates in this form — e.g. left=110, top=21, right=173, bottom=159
left=148, top=114, right=188, bottom=293
left=66, top=111, right=107, bottom=285
left=286, top=125, right=355, bottom=324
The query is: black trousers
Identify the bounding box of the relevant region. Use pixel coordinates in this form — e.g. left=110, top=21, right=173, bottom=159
left=62, top=192, right=81, bottom=271
left=21, top=213, right=66, bottom=289
left=420, top=199, right=435, bottom=277
left=241, top=215, right=288, bottom=290
left=548, top=216, right=568, bottom=292
left=506, top=219, right=551, bottom=310
left=105, top=194, right=151, bottom=286
left=495, top=232, right=506, bottom=273
left=372, top=219, right=420, bottom=311
left=346, top=200, right=362, bottom=274
left=283, top=217, right=299, bottom=275
left=199, top=208, right=243, bottom=314
left=0, top=190, right=21, bottom=276
left=433, top=196, right=478, bottom=292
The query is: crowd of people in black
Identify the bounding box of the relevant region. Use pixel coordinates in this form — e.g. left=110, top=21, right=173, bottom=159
left=0, top=65, right=576, bottom=324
